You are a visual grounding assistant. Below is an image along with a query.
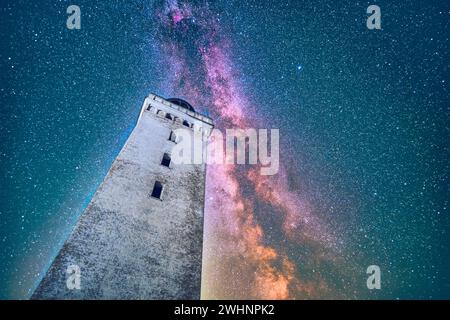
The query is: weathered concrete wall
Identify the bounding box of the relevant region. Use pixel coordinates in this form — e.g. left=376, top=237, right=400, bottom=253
left=32, top=94, right=213, bottom=299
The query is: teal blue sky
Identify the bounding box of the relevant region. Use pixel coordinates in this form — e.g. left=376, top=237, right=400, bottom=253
left=1, top=0, right=449, bottom=299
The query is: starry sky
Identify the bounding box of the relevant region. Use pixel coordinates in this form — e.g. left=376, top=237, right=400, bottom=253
left=1, top=0, right=449, bottom=299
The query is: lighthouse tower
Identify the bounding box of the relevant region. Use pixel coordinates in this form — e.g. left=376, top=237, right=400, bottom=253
left=32, top=94, right=214, bottom=299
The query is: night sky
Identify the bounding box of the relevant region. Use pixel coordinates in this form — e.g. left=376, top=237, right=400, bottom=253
left=1, top=0, right=449, bottom=299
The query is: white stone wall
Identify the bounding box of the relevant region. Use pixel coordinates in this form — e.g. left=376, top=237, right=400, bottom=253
left=32, top=94, right=213, bottom=299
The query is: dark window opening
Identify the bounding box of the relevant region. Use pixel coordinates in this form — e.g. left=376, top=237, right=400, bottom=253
left=183, top=120, right=190, bottom=127
left=146, top=105, right=152, bottom=111
left=161, top=153, right=171, bottom=167
left=165, top=113, right=173, bottom=120
left=169, top=131, right=177, bottom=142
left=151, top=181, right=163, bottom=199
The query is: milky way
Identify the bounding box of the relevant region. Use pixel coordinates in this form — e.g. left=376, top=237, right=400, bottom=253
left=154, top=0, right=355, bottom=299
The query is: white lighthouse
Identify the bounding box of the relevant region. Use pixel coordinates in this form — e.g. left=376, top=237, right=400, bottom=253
left=32, top=94, right=214, bottom=299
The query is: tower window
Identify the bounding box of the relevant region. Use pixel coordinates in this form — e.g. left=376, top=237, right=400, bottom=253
left=183, top=120, right=190, bottom=127
left=151, top=181, right=163, bottom=199
left=165, top=113, right=173, bottom=120
left=169, top=131, right=177, bottom=142
left=161, top=153, right=171, bottom=168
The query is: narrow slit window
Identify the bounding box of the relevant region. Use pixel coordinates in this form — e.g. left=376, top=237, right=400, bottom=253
left=161, top=153, right=171, bottom=168
left=151, top=181, right=163, bottom=199
left=183, top=120, right=190, bottom=127
left=165, top=113, right=173, bottom=120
